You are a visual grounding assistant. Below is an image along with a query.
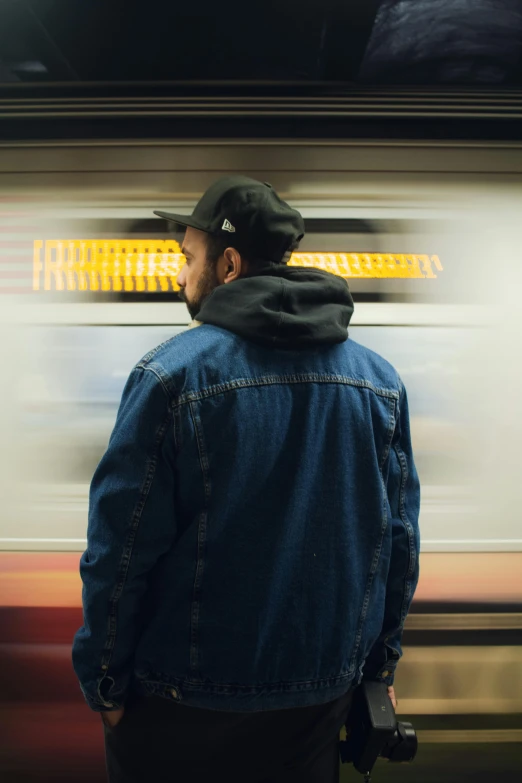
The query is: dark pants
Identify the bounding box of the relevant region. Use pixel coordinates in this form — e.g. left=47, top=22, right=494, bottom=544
left=104, top=688, right=353, bottom=783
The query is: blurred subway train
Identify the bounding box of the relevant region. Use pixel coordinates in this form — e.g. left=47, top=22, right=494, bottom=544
left=1, top=137, right=522, bottom=782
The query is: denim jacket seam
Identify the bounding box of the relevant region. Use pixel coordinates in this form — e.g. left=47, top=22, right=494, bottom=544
left=138, top=363, right=176, bottom=401
left=141, top=671, right=354, bottom=690
left=348, top=535, right=387, bottom=675
left=98, top=406, right=173, bottom=687
left=379, top=395, right=397, bottom=471
left=383, top=381, right=415, bottom=650
left=138, top=365, right=179, bottom=448
left=394, top=439, right=417, bottom=628
left=366, top=388, right=412, bottom=678
left=173, top=375, right=400, bottom=408
left=187, top=401, right=211, bottom=676
left=350, top=395, right=397, bottom=675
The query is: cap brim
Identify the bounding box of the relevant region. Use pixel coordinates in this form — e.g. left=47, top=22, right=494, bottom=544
left=153, top=211, right=208, bottom=232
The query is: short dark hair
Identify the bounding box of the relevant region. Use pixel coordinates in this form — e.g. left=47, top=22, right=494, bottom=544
left=205, top=233, right=297, bottom=275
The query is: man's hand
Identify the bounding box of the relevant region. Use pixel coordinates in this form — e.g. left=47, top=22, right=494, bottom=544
left=101, top=707, right=125, bottom=728
left=387, top=686, right=398, bottom=711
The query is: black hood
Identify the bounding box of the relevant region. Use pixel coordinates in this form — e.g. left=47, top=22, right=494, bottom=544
left=195, top=266, right=354, bottom=350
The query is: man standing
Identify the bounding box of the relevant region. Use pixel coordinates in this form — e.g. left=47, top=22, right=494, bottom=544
left=73, top=176, right=420, bottom=783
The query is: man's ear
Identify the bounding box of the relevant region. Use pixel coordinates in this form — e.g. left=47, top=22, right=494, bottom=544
left=220, top=247, right=243, bottom=283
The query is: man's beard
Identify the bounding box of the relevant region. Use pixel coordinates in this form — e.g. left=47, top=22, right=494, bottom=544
left=178, top=262, right=219, bottom=320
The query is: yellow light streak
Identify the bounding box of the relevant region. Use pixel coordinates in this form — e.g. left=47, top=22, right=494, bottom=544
left=33, top=240, right=443, bottom=292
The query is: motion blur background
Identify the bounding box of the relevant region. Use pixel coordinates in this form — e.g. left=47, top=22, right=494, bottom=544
left=1, top=1, right=522, bottom=781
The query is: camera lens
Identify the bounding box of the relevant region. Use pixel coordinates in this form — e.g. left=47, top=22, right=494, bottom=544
left=380, top=722, right=418, bottom=762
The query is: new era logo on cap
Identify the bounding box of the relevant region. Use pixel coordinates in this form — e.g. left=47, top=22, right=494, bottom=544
left=222, top=219, right=236, bottom=233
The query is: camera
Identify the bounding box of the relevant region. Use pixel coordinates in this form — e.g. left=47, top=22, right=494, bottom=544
left=339, top=681, right=417, bottom=778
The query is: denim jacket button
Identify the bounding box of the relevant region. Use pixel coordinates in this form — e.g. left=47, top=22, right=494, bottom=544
left=170, top=688, right=179, bottom=700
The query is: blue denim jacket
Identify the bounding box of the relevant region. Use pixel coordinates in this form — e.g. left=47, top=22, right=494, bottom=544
left=73, top=267, right=420, bottom=713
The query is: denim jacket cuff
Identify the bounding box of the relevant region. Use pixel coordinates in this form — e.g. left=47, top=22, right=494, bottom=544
left=80, top=684, right=123, bottom=713
left=363, top=662, right=397, bottom=686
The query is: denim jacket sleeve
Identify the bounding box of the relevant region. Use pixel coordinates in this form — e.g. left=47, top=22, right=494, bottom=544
left=72, top=365, right=177, bottom=711
left=363, top=380, right=421, bottom=686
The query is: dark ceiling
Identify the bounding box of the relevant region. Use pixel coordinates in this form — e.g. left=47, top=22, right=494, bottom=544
left=1, top=0, right=522, bottom=87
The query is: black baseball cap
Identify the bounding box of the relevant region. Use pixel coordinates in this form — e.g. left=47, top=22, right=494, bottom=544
left=154, top=176, right=305, bottom=264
